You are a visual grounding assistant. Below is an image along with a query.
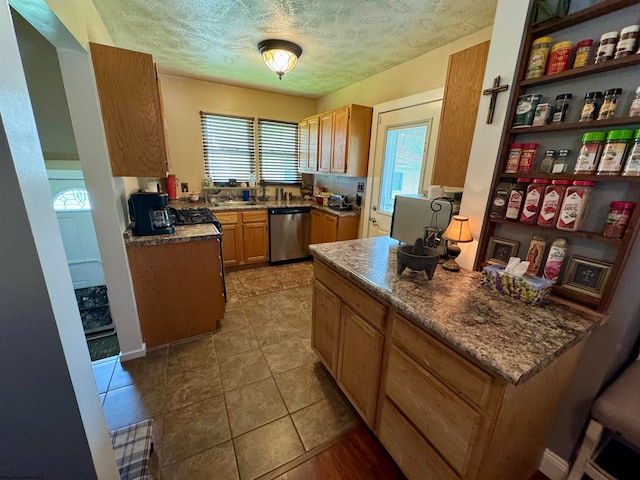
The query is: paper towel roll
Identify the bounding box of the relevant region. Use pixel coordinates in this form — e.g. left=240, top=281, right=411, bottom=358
left=427, top=185, right=444, bottom=199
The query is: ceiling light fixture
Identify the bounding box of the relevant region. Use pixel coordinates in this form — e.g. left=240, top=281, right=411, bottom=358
left=257, top=39, right=302, bottom=80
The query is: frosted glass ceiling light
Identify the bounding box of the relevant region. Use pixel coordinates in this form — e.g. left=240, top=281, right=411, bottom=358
left=258, top=39, right=302, bottom=80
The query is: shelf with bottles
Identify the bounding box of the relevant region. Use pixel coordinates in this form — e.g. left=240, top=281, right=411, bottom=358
left=509, top=116, right=640, bottom=134
left=499, top=172, right=640, bottom=183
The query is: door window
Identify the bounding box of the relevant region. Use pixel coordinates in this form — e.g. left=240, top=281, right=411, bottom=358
left=53, top=187, right=92, bottom=211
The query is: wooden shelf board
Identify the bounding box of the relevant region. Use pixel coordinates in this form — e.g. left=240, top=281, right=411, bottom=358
left=509, top=117, right=640, bottom=135
left=499, top=173, right=640, bottom=184
left=489, top=218, right=624, bottom=245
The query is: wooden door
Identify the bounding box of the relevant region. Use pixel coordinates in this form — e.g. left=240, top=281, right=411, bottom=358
left=90, top=43, right=167, bottom=177
left=337, top=305, right=384, bottom=426
left=221, top=222, right=243, bottom=266
left=243, top=221, right=268, bottom=263
left=431, top=41, right=490, bottom=187
left=298, top=119, right=309, bottom=172
left=331, top=106, right=350, bottom=173
left=312, top=281, right=342, bottom=376
left=310, top=209, right=323, bottom=245
left=318, top=111, right=334, bottom=172
left=321, top=213, right=338, bottom=243
left=308, top=115, right=320, bottom=171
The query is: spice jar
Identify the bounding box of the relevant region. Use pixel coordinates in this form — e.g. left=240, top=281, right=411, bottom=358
left=547, top=41, right=572, bottom=74
left=595, top=31, right=619, bottom=63
left=505, top=143, right=524, bottom=173
left=514, top=94, right=543, bottom=127
left=538, top=180, right=569, bottom=228
left=573, top=39, right=593, bottom=68
left=622, top=129, right=640, bottom=176
left=520, top=179, right=550, bottom=225
left=602, top=201, right=635, bottom=238
left=574, top=132, right=606, bottom=174
left=505, top=178, right=531, bottom=220
left=532, top=103, right=552, bottom=126
left=597, top=88, right=622, bottom=120
left=597, top=129, right=634, bottom=175
left=543, top=238, right=568, bottom=283
left=556, top=181, right=594, bottom=231
left=552, top=149, right=571, bottom=174
left=518, top=143, right=539, bottom=173
left=525, top=37, right=552, bottom=79
left=490, top=182, right=513, bottom=219
left=551, top=93, right=572, bottom=123
left=579, top=91, right=603, bottom=122
left=539, top=150, right=556, bottom=173
left=526, top=234, right=548, bottom=275
left=614, top=25, right=640, bottom=59
left=629, top=86, right=640, bottom=117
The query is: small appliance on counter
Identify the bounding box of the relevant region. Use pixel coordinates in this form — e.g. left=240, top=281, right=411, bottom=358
left=128, top=192, right=175, bottom=236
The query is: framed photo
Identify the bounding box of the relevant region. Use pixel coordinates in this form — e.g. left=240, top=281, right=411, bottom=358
left=561, top=256, right=612, bottom=299
left=485, top=237, right=520, bottom=266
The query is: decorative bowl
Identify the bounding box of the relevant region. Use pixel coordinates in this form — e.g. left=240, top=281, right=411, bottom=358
left=397, top=245, right=440, bottom=280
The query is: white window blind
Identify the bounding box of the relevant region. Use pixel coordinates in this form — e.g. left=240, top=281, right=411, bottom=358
left=258, top=119, right=300, bottom=184
left=201, top=112, right=255, bottom=183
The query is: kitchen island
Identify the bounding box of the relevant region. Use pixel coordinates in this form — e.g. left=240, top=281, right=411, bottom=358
left=124, top=224, right=224, bottom=347
left=309, top=236, right=603, bottom=480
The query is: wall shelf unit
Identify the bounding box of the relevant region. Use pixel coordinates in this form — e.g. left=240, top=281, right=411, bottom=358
left=475, top=0, right=640, bottom=313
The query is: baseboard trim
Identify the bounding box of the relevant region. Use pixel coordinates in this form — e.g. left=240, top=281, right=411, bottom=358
left=119, top=343, right=146, bottom=362
left=540, top=448, right=569, bottom=480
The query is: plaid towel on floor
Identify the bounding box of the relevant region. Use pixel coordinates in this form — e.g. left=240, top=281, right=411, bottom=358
left=110, top=419, right=153, bottom=480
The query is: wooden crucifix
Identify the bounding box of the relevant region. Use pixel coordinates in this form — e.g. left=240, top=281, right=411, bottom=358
left=482, top=76, right=509, bottom=124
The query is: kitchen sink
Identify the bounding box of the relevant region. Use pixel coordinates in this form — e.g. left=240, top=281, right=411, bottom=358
left=211, top=200, right=259, bottom=207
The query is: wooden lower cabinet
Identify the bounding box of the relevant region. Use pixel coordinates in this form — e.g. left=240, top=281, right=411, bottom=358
left=127, top=239, right=225, bottom=347
left=217, top=210, right=268, bottom=268
left=310, top=209, right=359, bottom=244
left=311, top=281, right=342, bottom=375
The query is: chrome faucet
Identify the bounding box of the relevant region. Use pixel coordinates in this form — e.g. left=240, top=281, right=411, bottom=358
left=226, top=192, right=234, bottom=201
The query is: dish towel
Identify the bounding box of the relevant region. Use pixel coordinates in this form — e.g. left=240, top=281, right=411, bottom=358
left=110, top=419, right=154, bottom=480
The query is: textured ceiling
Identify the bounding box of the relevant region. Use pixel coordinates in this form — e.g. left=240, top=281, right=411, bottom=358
left=91, top=0, right=497, bottom=98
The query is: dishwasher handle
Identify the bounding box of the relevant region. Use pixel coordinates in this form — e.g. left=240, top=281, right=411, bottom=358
left=268, top=207, right=311, bottom=215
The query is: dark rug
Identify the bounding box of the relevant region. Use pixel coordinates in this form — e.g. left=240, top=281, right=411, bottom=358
left=87, top=333, right=120, bottom=361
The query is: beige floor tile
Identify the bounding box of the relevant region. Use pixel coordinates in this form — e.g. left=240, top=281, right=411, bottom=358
left=225, top=377, right=288, bottom=437
left=219, top=348, right=271, bottom=392
left=291, top=391, right=357, bottom=451
left=164, top=362, right=223, bottom=412
left=274, top=362, right=336, bottom=413
left=161, top=440, right=239, bottom=480
left=150, top=414, right=164, bottom=461
left=233, top=416, right=304, bottom=480
left=167, top=335, right=216, bottom=374
left=218, top=308, right=250, bottom=333
left=253, top=319, right=302, bottom=347
left=162, top=395, right=230, bottom=467
left=92, top=359, right=116, bottom=394
left=102, top=380, right=166, bottom=430
left=261, top=337, right=317, bottom=374
left=214, top=327, right=259, bottom=358
left=109, top=348, right=167, bottom=390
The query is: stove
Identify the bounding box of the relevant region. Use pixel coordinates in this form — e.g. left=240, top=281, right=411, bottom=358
left=169, top=207, right=221, bottom=229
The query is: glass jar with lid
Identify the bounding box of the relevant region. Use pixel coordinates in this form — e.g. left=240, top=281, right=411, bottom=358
left=597, top=129, right=634, bottom=175
left=551, top=93, right=572, bottom=123
left=622, top=129, right=640, bottom=176
left=552, top=149, right=571, bottom=174
left=579, top=91, right=603, bottom=122
left=597, top=88, right=622, bottom=120
left=574, top=132, right=606, bottom=174
left=539, top=150, right=556, bottom=173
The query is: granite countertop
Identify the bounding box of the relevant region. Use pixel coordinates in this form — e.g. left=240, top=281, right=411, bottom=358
left=169, top=198, right=361, bottom=217
left=124, top=224, right=221, bottom=247
left=310, top=236, right=604, bottom=385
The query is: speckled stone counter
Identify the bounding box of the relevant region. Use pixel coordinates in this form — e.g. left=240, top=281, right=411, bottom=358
left=310, top=236, right=603, bottom=385
left=123, top=224, right=221, bottom=247
left=169, top=199, right=361, bottom=217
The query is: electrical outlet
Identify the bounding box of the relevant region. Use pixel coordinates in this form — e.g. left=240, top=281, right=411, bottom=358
left=357, top=182, right=365, bottom=193
left=181, top=183, right=189, bottom=193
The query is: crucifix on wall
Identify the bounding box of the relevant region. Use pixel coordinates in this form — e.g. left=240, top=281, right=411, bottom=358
left=482, top=76, right=509, bottom=124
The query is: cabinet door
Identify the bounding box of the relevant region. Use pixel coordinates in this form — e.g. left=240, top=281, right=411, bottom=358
left=331, top=106, right=350, bottom=173
left=321, top=213, right=338, bottom=243
left=298, top=119, right=309, bottom=172
left=335, top=215, right=359, bottom=242
left=318, top=111, right=334, bottom=172
left=90, top=43, right=167, bottom=177
left=310, top=209, right=323, bottom=244
left=337, top=304, right=384, bottom=426
left=312, top=281, right=342, bottom=376
left=221, top=222, right=243, bottom=267
left=243, top=221, right=268, bottom=263
left=308, top=115, right=320, bottom=171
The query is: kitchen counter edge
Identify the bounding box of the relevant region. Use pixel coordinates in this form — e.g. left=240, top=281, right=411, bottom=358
left=124, top=224, right=221, bottom=247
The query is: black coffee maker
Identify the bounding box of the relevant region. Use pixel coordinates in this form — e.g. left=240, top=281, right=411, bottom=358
left=128, top=192, right=175, bottom=236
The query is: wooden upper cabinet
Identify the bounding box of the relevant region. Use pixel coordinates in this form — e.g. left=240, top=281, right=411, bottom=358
left=431, top=41, right=490, bottom=188
left=318, top=111, right=334, bottom=173
left=90, top=43, right=167, bottom=177
left=308, top=115, right=319, bottom=171
left=298, top=118, right=310, bottom=171
left=332, top=104, right=372, bottom=176
left=331, top=106, right=349, bottom=173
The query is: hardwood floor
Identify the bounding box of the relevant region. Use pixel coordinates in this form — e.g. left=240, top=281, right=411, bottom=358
left=273, top=425, right=552, bottom=480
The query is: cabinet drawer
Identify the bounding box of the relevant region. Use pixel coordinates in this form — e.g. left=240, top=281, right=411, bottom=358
left=242, top=210, right=267, bottom=223
left=392, top=313, right=494, bottom=409
left=378, top=398, right=458, bottom=480
left=315, top=261, right=386, bottom=330
left=216, top=212, right=239, bottom=224
left=385, top=345, right=481, bottom=475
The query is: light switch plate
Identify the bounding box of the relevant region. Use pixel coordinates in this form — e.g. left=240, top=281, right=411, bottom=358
left=357, top=182, right=365, bottom=193
left=181, top=183, right=189, bottom=192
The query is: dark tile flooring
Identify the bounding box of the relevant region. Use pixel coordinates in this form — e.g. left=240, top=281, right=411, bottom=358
left=93, top=261, right=358, bottom=479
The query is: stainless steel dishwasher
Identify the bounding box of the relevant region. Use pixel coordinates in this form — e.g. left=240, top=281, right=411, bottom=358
left=268, top=207, right=311, bottom=263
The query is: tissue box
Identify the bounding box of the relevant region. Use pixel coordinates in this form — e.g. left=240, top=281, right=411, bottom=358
left=481, top=264, right=553, bottom=305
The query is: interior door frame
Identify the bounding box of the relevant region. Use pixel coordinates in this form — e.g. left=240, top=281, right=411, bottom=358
left=361, top=88, right=444, bottom=238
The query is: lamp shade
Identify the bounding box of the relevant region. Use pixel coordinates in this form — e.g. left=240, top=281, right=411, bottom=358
left=258, top=39, right=302, bottom=79
left=442, top=215, right=473, bottom=243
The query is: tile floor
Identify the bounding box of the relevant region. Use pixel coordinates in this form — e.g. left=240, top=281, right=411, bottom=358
left=93, top=261, right=358, bottom=480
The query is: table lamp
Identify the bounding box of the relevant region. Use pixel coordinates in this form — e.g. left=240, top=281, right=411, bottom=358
left=441, top=215, right=473, bottom=272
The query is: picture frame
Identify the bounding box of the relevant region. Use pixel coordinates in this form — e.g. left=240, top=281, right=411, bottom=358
left=485, top=237, right=520, bottom=266
left=561, top=255, right=612, bottom=299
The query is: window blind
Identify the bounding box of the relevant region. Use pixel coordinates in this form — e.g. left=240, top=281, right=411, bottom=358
left=258, top=119, right=300, bottom=184
left=201, top=113, right=255, bottom=183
